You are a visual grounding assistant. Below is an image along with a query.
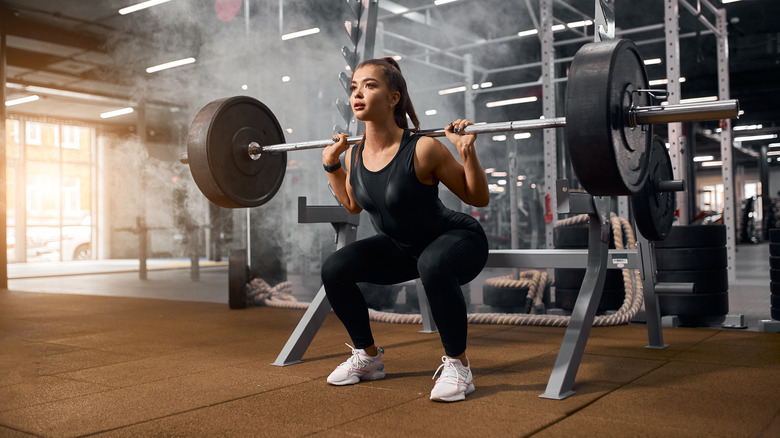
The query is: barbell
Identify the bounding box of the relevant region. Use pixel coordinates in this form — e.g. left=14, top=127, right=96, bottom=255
left=184, top=39, right=738, bottom=240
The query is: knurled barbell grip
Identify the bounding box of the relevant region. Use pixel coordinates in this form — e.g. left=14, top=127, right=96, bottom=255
left=250, top=99, right=739, bottom=158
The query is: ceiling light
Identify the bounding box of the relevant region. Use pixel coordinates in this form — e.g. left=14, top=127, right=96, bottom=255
left=492, top=135, right=507, bottom=141
left=735, top=134, right=778, bottom=142
left=484, top=168, right=495, bottom=173
left=439, top=86, right=467, bottom=95
left=722, top=0, right=742, bottom=3
left=100, top=107, right=134, bottom=119
left=567, top=20, right=593, bottom=28
left=486, top=96, right=537, bottom=108
left=5, top=95, right=39, bottom=106
left=643, top=58, right=662, bottom=65
left=733, top=124, right=763, bottom=131
left=434, top=0, right=459, bottom=5
left=768, top=150, right=780, bottom=156
left=281, top=27, right=321, bottom=41
left=518, top=29, right=539, bottom=38
left=480, top=82, right=493, bottom=88
left=497, top=179, right=507, bottom=185
left=425, top=109, right=437, bottom=116
left=282, top=76, right=291, bottom=82
left=391, top=55, right=402, bottom=61
left=551, top=24, right=566, bottom=31
left=701, top=160, right=723, bottom=167
left=119, top=0, right=172, bottom=15
left=241, top=84, right=248, bottom=90
left=491, top=171, right=508, bottom=177
left=514, top=133, right=531, bottom=140
left=693, top=155, right=714, bottom=162
left=770, top=143, right=780, bottom=148
left=146, top=57, right=196, bottom=73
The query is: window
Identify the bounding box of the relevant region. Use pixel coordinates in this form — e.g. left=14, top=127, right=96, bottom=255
left=62, top=177, right=81, bottom=213
left=7, top=120, right=20, bottom=145
left=26, top=122, right=42, bottom=145
left=61, top=126, right=81, bottom=149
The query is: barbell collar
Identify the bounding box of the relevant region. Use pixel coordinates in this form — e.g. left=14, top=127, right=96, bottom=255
left=657, top=180, right=685, bottom=193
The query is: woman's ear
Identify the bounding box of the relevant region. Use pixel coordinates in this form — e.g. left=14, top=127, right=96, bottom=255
left=390, top=90, right=401, bottom=107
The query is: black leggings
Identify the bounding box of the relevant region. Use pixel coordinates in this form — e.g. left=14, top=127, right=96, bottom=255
left=321, top=227, right=488, bottom=357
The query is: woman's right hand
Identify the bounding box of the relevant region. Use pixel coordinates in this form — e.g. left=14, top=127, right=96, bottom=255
left=323, top=133, right=349, bottom=166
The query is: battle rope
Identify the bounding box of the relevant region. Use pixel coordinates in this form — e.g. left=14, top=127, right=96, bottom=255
left=248, top=215, right=643, bottom=327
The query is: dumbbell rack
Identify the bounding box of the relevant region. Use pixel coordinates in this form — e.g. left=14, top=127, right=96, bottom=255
left=270, top=185, right=693, bottom=400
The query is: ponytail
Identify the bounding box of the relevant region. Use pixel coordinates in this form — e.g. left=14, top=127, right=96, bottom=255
left=354, top=57, right=420, bottom=131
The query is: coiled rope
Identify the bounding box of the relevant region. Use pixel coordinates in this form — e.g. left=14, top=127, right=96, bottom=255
left=249, top=214, right=643, bottom=327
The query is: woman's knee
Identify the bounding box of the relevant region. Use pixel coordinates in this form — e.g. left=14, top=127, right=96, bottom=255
left=321, top=251, right=349, bottom=286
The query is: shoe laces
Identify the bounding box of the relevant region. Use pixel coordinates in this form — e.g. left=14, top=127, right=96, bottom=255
left=432, top=356, right=464, bottom=384
left=342, top=343, right=373, bottom=369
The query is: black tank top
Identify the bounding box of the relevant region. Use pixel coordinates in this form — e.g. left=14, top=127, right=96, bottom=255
left=350, top=130, right=482, bottom=256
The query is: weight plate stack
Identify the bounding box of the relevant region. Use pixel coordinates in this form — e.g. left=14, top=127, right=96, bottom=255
left=770, top=229, right=780, bottom=320
left=654, top=225, right=729, bottom=321
left=553, top=226, right=625, bottom=313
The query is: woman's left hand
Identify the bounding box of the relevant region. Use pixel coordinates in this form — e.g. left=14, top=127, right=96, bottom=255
left=444, top=119, right=477, bottom=156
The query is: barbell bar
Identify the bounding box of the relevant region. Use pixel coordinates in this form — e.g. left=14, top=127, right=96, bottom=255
left=249, top=99, right=737, bottom=157
left=184, top=38, right=738, bottom=239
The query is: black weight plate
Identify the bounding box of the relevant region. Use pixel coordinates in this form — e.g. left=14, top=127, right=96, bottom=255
left=188, top=96, right=287, bottom=208
left=771, top=269, right=780, bottom=282
left=554, top=268, right=625, bottom=289
left=553, top=226, right=616, bottom=249
left=771, top=244, right=780, bottom=257
left=772, top=307, right=780, bottom=321
left=770, top=256, right=780, bottom=269
left=555, top=287, right=625, bottom=312
left=632, top=136, right=676, bottom=241
left=771, top=281, right=780, bottom=294
left=566, top=39, right=650, bottom=196
left=770, top=229, right=780, bottom=243
left=656, top=269, right=728, bottom=294
left=482, top=284, right=530, bottom=308
left=771, top=294, right=780, bottom=308
left=654, top=247, right=728, bottom=270
left=653, top=225, right=726, bottom=248
left=659, top=291, right=729, bottom=317
left=228, top=250, right=248, bottom=309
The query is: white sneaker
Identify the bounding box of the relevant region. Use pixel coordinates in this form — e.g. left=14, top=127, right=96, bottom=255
left=430, top=356, right=475, bottom=402
left=326, top=343, right=385, bottom=386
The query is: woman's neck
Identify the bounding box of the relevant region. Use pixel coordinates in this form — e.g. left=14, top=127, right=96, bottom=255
left=364, top=119, right=404, bottom=151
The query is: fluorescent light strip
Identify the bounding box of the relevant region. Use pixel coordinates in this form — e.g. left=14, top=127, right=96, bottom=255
left=281, top=27, right=320, bottom=41
left=5, top=95, right=40, bottom=106
left=734, top=134, right=778, bottom=142
left=643, top=58, right=662, bottom=65
left=567, top=20, right=593, bottom=28
left=693, top=155, right=714, bottom=162
left=486, top=96, right=537, bottom=107
left=425, top=109, right=437, bottom=116
left=769, top=143, right=780, bottom=148
left=514, top=133, right=531, bottom=140
left=492, top=135, right=507, bottom=141
left=434, top=0, right=459, bottom=5
left=733, top=124, right=763, bottom=131
left=146, top=57, right=195, bottom=73
left=119, top=0, right=172, bottom=15
left=768, top=150, right=780, bottom=156
left=100, top=107, right=134, bottom=119
left=518, top=29, right=539, bottom=38
left=439, top=86, right=467, bottom=95
left=701, top=161, right=723, bottom=167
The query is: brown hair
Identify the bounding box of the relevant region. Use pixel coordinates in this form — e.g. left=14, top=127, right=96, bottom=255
left=353, top=57, right=420, bottom=131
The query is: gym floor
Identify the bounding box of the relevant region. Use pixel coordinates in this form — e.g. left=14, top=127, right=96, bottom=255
left=1, top=243, right=778, bottom=437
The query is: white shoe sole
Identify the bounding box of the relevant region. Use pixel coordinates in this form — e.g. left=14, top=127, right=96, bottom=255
left=327, top=369, right=385, bottom=386
left=430, top=382, right=475, bottom=402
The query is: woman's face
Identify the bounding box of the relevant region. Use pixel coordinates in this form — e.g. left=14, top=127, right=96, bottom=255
left=350, top=64, right=399, bottom=122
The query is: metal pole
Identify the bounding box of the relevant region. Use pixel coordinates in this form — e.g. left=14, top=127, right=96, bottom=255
left=541, top=0, right=557, bottom=249
left=716, top=6, right=736, bottom=283
left=665, top=0, right=687, bottom=225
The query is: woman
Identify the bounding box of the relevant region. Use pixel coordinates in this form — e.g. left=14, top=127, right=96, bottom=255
left=321, top=57, right=489, bottom=402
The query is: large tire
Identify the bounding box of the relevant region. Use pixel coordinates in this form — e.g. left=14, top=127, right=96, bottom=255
left=771, top=307, right=780, bottom=321
left=771, top=244, right=780, bottom=257
left=654, top=225, right=726, bottom=248
left=555, top=287, right=625, bottom=312
left=770, top=229, right=780, bottom=243
left=654, top=247, right=728, bottom=271
left=771, top=281, right=780, bottom=294
left=771, top=294, right=780, bottom=307
left=655, top=269, right=728, bottom=294
left=659, top=291, right=729, bottom=317
left=770, top=256, right=780, bottom=269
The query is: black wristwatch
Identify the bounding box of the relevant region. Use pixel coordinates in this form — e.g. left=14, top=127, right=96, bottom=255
left=323, top=161, right=342, bottom=173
